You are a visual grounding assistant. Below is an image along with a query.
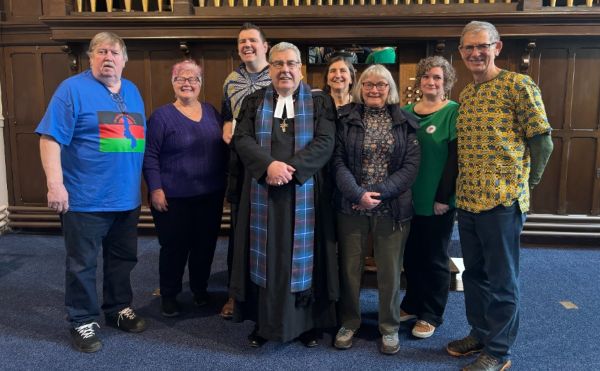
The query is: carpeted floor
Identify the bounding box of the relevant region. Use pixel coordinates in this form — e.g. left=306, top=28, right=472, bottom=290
left=0, top=232, right=598, bottom=370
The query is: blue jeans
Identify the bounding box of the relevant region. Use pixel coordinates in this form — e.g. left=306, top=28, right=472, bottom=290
left=61, top=208, right=140, bottom=325
left=457, top=203, right=526, bottom=361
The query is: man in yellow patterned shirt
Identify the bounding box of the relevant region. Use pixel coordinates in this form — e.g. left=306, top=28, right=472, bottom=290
left=446, top=21, right=553, bottom=371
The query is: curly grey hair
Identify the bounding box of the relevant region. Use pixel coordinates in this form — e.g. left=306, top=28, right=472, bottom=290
left=414, top=56, right=457, bottom=96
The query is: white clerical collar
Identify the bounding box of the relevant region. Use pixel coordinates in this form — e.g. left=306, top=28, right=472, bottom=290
left=274, top=94, right=295, bottom=119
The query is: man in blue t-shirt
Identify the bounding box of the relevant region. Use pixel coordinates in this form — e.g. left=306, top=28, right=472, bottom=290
left=36, top=32, right=147, bottom=353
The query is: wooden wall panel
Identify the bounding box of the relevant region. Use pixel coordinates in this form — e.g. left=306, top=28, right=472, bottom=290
left=5, top=0, right=42, bottom=19
left=121, top=50, right=149, bottom=116
left=42, top=53, right=73, bottom=108
left=531, top=137, right=561, bottom=213
left=147, top=50, right=179, bottom=113
left=565, top=138, right=596, bottom=214
left=10, top=53, right=44, bottom=130
left=2, top=37, right=599, bottom=217
left=572, top=48, right=600, bottom=131
left=194, top=45, right=236, bottom=112
left=15, top=133, right=46, bottom=203
left=536, top=48, right=569, bottom=131
left=4, top=47, right=72, bottom=205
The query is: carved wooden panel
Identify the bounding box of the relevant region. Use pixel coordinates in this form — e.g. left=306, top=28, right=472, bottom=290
left=4, top=46, right=72, bottom=205
left=531, top=137, right=561, bottom=213
left=535, top=48, right=569, bottom=131
left=192, top=45, right=236, bottom=111
left=572, top=48, right=600, bottom=130
left=147, top=49, right=179, bottom=113
left=565, top=138, right=596, bottom=214
left=4, top=0, right=42, bottom=20
left=532, top=39, right=600, bottom=215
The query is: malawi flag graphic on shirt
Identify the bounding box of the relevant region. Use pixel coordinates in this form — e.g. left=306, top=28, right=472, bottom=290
left=98, top=111, right=145, bottom=153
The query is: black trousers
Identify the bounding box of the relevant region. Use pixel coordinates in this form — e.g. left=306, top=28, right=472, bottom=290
left=151, top=191, right=224, bottom=298
left=226, top=202, right=239, bottom=285
left=401, top=210, right=456, bottom=327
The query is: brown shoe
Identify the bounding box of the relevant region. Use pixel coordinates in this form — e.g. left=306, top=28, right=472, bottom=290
left=220, top=297, right=234, bottom=319
left=412, top=320, right=436, bottom=338
left=400, top=309, right=417, bottom=322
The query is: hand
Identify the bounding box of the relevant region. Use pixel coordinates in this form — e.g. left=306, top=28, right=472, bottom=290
left=222, top=121, right=233, bottom=144
left=151, top=189, right=168, bottom=212
left=353, top=192, right=381, bottom=211
left=433, top=202, right=449, bottom=215
left=47, top=182, right=69, bottom=214
left=266, top=161, right=295, bottom=186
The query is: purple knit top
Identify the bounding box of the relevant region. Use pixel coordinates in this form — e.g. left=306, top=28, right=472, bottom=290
left=143, top=102, right=227, bottom=197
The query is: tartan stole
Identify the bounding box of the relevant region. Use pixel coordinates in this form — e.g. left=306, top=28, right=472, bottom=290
left=249, top=82, right=315, bottom=293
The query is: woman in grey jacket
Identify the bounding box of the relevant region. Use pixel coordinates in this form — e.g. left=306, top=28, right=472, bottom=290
left=332, top=64, right=420, bottom=355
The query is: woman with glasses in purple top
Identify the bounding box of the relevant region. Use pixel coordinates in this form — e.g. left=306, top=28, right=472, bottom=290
left=143, top=60, right=228, bottom=318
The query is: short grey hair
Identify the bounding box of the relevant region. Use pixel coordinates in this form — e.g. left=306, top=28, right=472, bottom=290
left=268, top=42, right=301, bottom=63
left=87, top=32, right=128, bottom=62
left=352, top=64, right=399, bottom=105
left=460, top=21, right=500, bottom=46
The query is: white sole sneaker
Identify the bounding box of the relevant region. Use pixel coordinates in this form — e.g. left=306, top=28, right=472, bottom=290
left=412, top=320, right=435, bottom=338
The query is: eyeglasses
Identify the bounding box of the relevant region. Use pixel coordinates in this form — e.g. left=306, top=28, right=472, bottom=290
left=270, top=60, right=301, bottom=70
left=361, top=82, right=389, bottom=91
left=459, top=42, right=497, bottom=54
left=173, top=76, right=201, bottom=85
left=110, top=92, right=127, bottom=113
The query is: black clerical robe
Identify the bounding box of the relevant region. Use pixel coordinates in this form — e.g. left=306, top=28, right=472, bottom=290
left=230, top=87, right=339, bottom=342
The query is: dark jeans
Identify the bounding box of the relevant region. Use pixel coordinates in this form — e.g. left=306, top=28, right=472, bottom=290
left=401, top=210, right=456, bottom=327
left=458, top=203, right=526, bottom=361
left=151, top=191, right=224, bottom=298
left=62, top=208, right=140, bottom=325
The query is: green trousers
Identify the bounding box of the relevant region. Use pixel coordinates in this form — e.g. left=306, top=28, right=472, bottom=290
left=336, top=212, right=410, bottom=335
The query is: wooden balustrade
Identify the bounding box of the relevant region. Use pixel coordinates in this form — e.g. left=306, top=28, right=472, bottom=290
left=70, top=0, right=599, bottom=12
left=74, top=0, right=175, bottom=12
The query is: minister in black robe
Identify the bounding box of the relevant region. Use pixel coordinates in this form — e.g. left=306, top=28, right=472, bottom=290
left=230, top=42, right=338, bottom=346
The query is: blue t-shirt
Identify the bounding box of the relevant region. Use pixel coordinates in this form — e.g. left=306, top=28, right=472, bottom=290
left=36, top=70, right=146, bottom=212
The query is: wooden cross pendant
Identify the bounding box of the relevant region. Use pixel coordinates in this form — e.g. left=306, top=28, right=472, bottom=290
left=280, top=118, right=288, bottom=133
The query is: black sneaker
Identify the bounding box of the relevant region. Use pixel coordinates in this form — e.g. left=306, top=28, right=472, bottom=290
left=248, top=329, right=267, bottom=348
left=298, top=329, right=319, bottom=348
left=193, top=292, right=209, bottom=307
left=105, top=307, right=147, bottom=333
left=70, top=322, right=102, bottom=353
left=462, top=353, right=512, bottom=371
left=447, top=335, right=484, bottom=357
left=161, top=297, right=181, bottom=318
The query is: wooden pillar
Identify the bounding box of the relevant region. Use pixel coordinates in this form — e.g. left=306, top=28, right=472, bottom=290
left=47, top=0, right=72, bottom=15
left=172, top=0, right=194, bottom=14
left=519, top=0, right=542, bottom=10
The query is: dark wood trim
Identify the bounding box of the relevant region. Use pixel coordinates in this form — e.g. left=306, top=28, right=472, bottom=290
left=35, top=10, right=600, bottom=42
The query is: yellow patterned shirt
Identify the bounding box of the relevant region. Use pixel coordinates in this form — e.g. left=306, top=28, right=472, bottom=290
left=456, top=70, right=551, bottom=213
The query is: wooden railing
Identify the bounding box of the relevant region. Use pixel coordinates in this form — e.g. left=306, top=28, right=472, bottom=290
left=70, top=0, right=600, bottom=11
left=74, top=0, right=174, bottom=12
